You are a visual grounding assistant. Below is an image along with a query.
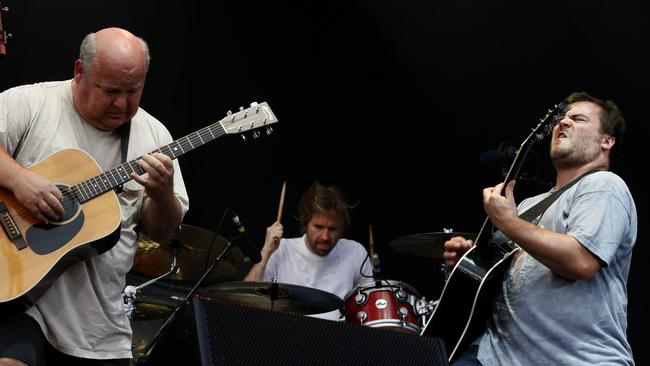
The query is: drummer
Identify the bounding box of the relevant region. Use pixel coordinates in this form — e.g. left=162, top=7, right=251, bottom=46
left=244, top=181, right=373, bottom=320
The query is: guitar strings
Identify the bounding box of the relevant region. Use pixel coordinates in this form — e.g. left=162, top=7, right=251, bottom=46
left=12, top=122, right=229, bottom=221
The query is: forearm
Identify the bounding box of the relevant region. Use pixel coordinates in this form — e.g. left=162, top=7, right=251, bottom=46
left=140, top=194, right=182, bottom=242
left=500, top=217, right=601, bottom=280
left=243, top=261, right=268, bottom=282
left=0, top=147, right=23, bottom=190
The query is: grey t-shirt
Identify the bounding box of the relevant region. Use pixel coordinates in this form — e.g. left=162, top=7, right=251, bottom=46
left=477, top=171, right=636, bottom=365
left=0, top=80, right=189, bottom=359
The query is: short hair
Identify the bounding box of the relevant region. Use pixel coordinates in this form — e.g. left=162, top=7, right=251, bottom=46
left=295, top=181, right=352, bottom=233
left=566, top=92, right=626, bottom=164
left=79, top=32, right=150, bottom=74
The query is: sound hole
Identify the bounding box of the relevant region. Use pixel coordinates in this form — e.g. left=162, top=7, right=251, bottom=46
left=55, top=183, right=80, bottom=223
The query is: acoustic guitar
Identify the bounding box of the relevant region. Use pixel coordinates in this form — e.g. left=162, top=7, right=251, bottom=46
left=0, top=102, right=278, bottom=310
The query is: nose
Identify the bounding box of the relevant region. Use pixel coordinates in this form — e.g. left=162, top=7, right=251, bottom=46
left=112, top=95, right=128, bottom=110
left=319, top=229, right=330, bottom=242
left=556, top=115, right=571, bottom=129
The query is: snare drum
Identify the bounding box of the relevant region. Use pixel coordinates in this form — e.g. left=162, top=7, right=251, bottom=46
left=343, top=279, right=424, bottom=333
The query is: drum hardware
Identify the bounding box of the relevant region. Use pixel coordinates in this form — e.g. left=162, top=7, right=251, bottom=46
left=357, top=311, right=368, bottom=322
left=415, top=297, right=439, bottom=325
left=124, top=265, right=179, bottom=321
left=354, top=292, right=368, bottom=306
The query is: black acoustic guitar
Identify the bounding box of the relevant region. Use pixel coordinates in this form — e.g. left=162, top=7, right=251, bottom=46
left=420, top=101, right=568, bottom=362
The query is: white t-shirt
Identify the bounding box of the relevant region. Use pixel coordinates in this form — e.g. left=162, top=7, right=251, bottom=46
left=0, top=80, right=189, bottom=359
left=263, top=235, right=373, bottom=320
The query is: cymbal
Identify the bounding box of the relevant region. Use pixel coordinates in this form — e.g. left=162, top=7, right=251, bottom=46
left=131, top=298, right=176, bottom=321
left=389, top=232, right=477, bottom=259
left=132, top=224, right=244, bottom=282
left=197, top=281, right=343, bottom=315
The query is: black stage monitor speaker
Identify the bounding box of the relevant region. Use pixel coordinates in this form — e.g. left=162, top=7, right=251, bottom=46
left=142, top=295, right=448, bottom=366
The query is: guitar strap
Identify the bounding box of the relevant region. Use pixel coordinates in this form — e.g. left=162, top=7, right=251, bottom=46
left=115, top=121, right=131, bottom=194
left=119, top=121, right=131, bottom=163
left=490, top=170, right=600, bottom=247
left=518, top=170, right=599, bottom=223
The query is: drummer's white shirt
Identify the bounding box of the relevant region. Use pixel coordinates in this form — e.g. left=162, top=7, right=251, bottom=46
left=263, top=234, right=373, bottom=320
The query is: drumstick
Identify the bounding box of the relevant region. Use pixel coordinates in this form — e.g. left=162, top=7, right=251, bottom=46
left=276, top=181, right=287, bottom=222
left=273, top=181, right=287, bottom=244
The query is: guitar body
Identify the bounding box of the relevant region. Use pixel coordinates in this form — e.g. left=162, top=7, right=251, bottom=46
left=421, top=243, right=519, bottom=361
left=0, top=149, right=121, bottom=308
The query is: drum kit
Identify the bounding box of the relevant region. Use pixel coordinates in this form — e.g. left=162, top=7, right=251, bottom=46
left=126, top=224, right=475, bottom=362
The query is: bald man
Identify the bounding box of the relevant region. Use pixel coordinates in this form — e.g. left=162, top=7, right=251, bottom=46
left=0, top=28, right=189, bottom=365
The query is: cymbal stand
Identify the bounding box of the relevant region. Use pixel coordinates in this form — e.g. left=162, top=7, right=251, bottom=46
left=135, top=237, right=236, bottom=364
left=123, top=265, right=179, bottom=320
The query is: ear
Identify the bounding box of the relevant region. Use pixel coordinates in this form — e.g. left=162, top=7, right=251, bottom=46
left=73, top=59, right=84, bottom=83
left=601, top=134, right=615, bottom=151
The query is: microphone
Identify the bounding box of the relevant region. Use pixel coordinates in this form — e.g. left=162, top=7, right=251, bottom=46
left=480, top=142, right=517, bottom=164
left=230, top=211, right=262, bottom=264
left=371, top=252, right=381, bottom=275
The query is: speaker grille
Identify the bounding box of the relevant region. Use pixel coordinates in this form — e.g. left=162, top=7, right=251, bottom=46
left=192, top=296, right=448, bottom=366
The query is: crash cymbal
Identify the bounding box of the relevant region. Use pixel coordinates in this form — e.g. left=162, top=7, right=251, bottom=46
left=132, top=224, right=244, bottom=282
left=389, top=232, right=477, bottom=259
left=197, top=281, right=343, bottom=315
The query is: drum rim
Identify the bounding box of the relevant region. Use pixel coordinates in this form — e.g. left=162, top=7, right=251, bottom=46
left=363, top=319, right=421, bottom=333
left=343, top=279, right=421, bottom=300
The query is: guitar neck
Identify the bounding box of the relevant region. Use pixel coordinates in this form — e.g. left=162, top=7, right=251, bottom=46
left=474, top=101, right=567, bottom=246
left=498, top=134, right=535, bottom=194
left=70, top=121, right=227, bottom=203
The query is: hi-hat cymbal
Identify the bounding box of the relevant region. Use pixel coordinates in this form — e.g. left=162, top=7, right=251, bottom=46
left=132, top=224, right=244, bottom=282
left=197, top=281, right=343, bottom=315
left=389, top=232, right=477, bottom=259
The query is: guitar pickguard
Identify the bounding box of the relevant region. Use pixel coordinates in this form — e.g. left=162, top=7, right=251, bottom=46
left=26, top=210, right=85, bottom=255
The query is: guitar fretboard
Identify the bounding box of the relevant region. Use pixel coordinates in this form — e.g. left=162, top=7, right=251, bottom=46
left=66, top=122, right=227, bottom=203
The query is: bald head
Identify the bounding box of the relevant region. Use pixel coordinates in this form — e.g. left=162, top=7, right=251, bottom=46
left=79, top=27, right=150, bottom=75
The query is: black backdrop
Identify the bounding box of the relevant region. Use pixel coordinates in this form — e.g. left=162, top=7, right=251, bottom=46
left=1, top=0, right=648, bottom=363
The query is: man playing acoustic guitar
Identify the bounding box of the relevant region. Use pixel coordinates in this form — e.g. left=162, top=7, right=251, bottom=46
left=443, top=92, right=636, bottom=365
left=0, top=28, right=189, bottom=365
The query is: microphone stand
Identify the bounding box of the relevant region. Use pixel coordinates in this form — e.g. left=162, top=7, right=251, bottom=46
left=135, top=236, right=236, bottom=365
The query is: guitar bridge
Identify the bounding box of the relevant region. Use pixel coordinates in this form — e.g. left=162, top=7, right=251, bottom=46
left=0, top=202, right=27, bottom=250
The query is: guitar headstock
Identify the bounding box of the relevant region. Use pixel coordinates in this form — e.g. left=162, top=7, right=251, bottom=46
left=532, top=100, right=568, bottom=142
left=219, top=102, right=279, bottom=139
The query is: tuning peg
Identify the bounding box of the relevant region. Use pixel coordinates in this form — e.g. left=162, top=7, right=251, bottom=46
left=253, top=131, right=261, bottom=139
left=250, top=102, right=259, bottom=107
left=226, top=110, right=232, bottom=116
left=266, top=126, right=273, bottom=135
left=241, top=134, right=247, bottom=142
left=239, top=106, right=244, bottom=111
